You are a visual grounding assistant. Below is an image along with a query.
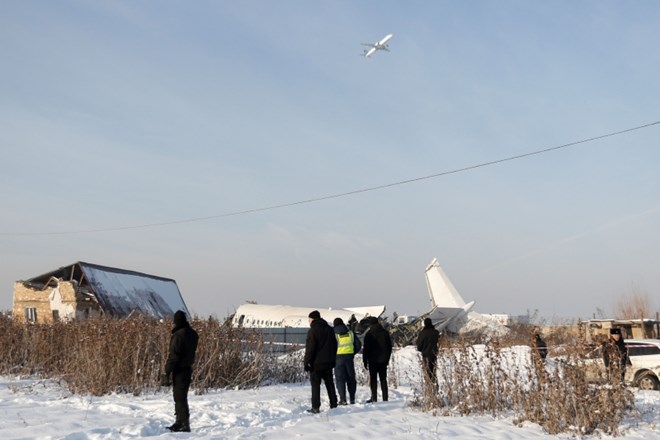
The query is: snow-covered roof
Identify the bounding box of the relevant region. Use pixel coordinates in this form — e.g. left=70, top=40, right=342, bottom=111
left=26, top=262, right=189, bottom=319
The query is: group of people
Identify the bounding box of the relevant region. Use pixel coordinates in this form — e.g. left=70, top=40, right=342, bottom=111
left=303, top=310, right=393, bottom=413
left=159, top=309, right=632, bottom=430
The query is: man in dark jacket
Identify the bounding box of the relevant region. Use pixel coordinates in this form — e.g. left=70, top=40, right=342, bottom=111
left=602, top=327, right=629, bottom=384
left=304, top=310, right=338, bottom=413
left=333, top=317, right=361, bottom=405
left=162, top=310, right=199, bottom=432
left=362, top=316, right=392, bottom=403
left=416, top=317, right=439, bottom=386
left=532, top=332, right=548, bottom=362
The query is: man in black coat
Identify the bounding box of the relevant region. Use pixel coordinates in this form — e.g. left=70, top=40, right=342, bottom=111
left=602, top=327, right=629, bottom=384
left=533, top=332, right=548, bottom=362
left=416, top=317, right=439, bottom=386
left=304, top=310, right=338, bottom=413
left=162, top=310, right=199, bottom=432
left=362, top=316, right=393, bottom=403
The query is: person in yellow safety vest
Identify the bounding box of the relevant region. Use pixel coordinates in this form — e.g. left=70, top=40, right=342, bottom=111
left=333, top=317, right=361, bottom=405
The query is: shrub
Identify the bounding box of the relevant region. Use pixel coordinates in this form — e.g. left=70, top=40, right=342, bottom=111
left=412, top=334, right=635, bottom=436
left=0, top=316, right=301, bottom=396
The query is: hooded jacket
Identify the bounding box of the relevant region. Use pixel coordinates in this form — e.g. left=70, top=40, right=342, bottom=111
left=165, top=313, right=199, bottom=376
left=334, top=323, right=361, bottom=356
left=363, top=321, right=392, bottom=365
left=416, top=320, right=439, bottom=359
left=304, top=317, right=337, bottom=370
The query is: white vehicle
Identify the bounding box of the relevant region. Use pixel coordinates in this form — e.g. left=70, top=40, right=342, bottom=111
left=584, top=339, right=660, bottom=390
left=361, top=34, right=393, bottom=58
left=625, top=339, right=660, bottom=390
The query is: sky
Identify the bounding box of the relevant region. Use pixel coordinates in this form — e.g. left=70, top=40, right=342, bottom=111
left=1, top=346, right=659, bottom=439
left=1, top=1, right=659, bottom=321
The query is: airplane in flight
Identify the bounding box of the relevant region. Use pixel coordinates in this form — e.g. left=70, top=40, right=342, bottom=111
left=361, top=33, right=393, bottom=58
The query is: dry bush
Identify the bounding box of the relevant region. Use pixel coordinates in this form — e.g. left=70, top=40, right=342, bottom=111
left=413, top=333, right=635, bottom=436
left=0, top=316, right=303, bottom=396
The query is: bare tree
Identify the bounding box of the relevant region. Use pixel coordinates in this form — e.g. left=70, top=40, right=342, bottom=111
left=615, top=283, right=652, bottom=319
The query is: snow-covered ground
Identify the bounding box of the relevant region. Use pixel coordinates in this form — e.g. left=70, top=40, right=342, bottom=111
left=0, top=346, right=658, bottom=439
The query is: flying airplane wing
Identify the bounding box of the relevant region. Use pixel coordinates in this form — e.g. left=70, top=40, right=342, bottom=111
left=362, top=47, right=377, bottom=58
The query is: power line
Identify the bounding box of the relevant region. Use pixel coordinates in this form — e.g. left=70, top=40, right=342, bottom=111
left=3, top=120, right=659, bottom=236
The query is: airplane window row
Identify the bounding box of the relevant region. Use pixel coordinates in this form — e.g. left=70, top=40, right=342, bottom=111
left=233, top=316, right=278, bottom=326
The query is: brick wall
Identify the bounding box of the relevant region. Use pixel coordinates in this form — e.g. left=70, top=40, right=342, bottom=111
left=12, top=280, right=101, bottom=323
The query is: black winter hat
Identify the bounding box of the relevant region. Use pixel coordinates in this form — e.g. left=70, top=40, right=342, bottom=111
left=610, top=327, right=621, bottom=335
left=174, top=310, right=187, bottom=325
left=368, top=316, right=379, bottom=325
left=308, top=310, right=321, bottom=320
left=424, top=317, right=433, bottom=328
left=333, top=317, right=344, bottom=326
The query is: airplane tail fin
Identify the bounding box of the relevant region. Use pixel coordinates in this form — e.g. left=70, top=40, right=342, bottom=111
left=424, top=258, right=467, bottom=309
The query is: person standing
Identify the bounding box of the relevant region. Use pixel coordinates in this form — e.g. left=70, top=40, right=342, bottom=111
left=362, top=316, right=393, bottom=403
left=602, top=327, right=628, bottom=384
left=416, top=317, right=440, bottom=386
left=333, top=317, right=361, bottom=405
left=162, top=310, right=199, bottom=432
left=532, top=332, right=548, bottom=362
left=304, top=310, right=338, bottom=413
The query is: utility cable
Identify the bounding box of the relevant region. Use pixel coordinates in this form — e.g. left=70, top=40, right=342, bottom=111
left=2, top=120, right=659, bottom=236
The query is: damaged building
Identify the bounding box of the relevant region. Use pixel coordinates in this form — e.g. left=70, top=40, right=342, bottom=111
left=12, top=262, right=190, bottom=324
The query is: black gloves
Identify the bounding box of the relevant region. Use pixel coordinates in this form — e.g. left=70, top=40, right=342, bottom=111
left=161, top=373, right=172, bottom=386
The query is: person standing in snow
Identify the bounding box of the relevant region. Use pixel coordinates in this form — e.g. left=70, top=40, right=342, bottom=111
left=333, top=317, right=361, bottom=405
left=532, top=331, right=548, bottom=362
left=602, top=327, right=629, bottom=385
left=304, top=310, right=338, bottom=413
left=362, top=316, right=393, bottom=403
left=416, top=317, right=440, bottom=386
left=162, top=310, right=199, bottom=432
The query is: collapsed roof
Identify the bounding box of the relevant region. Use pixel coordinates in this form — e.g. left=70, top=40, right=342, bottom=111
left=22, top=261, right=189, bottom=318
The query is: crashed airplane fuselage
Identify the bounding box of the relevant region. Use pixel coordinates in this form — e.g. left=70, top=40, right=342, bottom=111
left=230, top=258, right=500, bottom=340
left=231, top=303, right=385, bottom=329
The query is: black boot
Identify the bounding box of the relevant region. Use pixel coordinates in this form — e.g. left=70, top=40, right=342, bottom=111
left=168, top=420, right=190, bottom=432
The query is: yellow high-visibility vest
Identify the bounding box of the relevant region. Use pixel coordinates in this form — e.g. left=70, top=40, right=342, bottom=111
left=337, top=331, right=355, bottom=355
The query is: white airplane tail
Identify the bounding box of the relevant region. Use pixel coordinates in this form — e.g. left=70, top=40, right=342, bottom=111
left=424, top=258, right=467, bottom=309
left=423, top=258, right=476, bottom=332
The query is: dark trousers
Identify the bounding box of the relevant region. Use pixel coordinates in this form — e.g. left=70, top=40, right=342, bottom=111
left=368, top=362, right=388, bottom=401
left=334, top=355, right=357, bottom=403
left=173, top=367, right=192, bottom=424
left=310, top=365, right=338, bottom=410
left=422, top=355, right=437, bottom=385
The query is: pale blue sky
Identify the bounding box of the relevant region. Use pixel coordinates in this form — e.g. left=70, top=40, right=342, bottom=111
left=1, top=1, right=659, bottom=320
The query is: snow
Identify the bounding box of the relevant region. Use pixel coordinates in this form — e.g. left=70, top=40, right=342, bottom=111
left=0, top=347, right=658, bottom=439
